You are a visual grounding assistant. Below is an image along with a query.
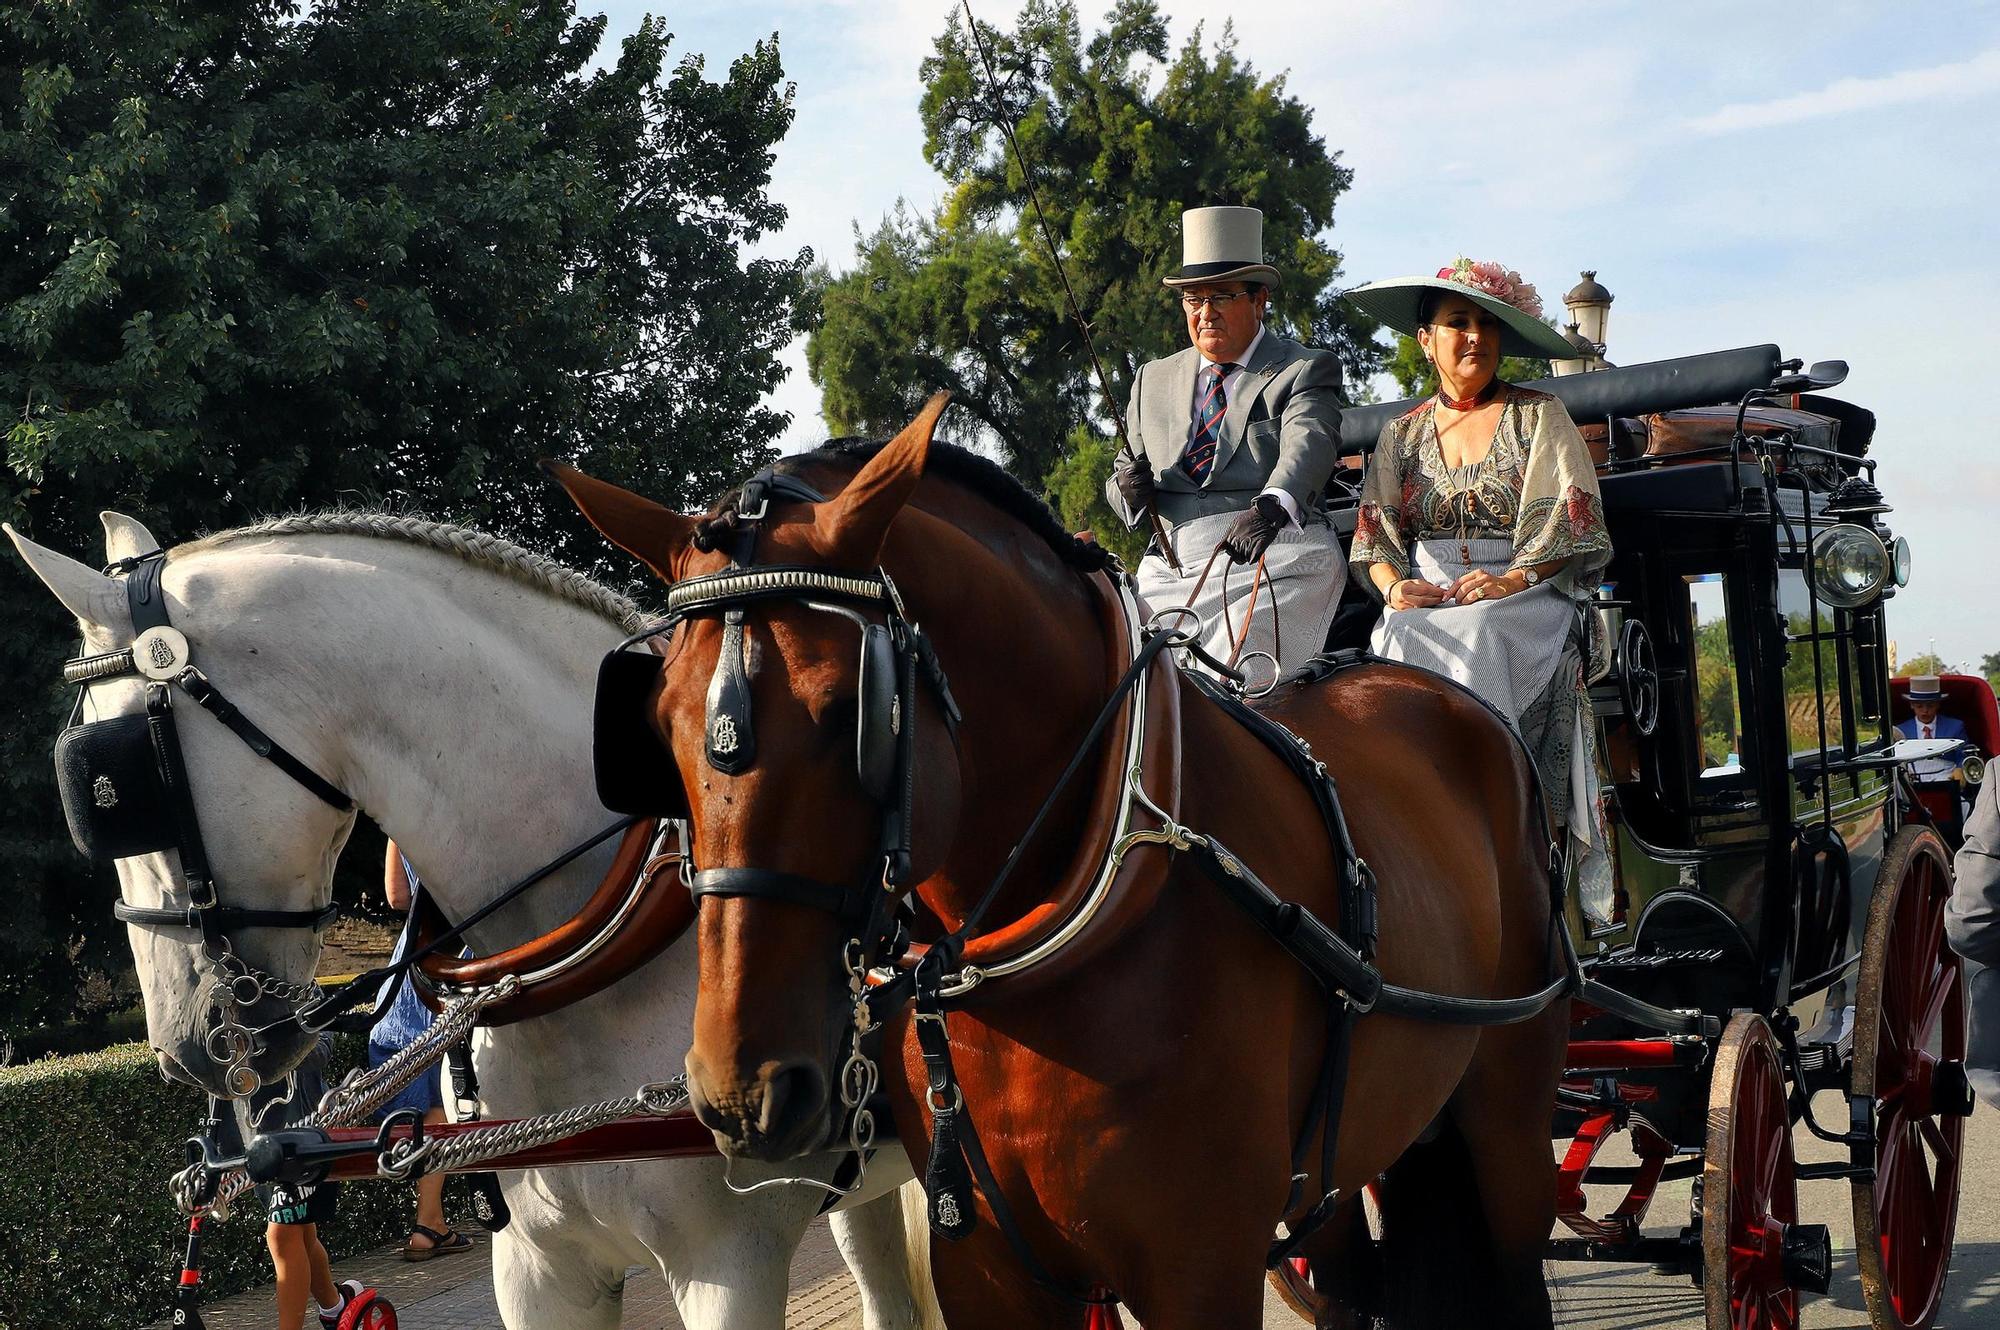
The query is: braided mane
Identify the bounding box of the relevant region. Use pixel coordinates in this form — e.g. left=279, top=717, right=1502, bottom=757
left=190, top=511, right=650, bottom=633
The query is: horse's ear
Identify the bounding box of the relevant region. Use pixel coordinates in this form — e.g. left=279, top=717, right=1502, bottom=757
left=809, top=391, right=948, bottom=563
left=6, top=523, right=128, bottom=631
left=101, top=511, right=162, bottom=564
left=544, top=462, right=697, bottom=584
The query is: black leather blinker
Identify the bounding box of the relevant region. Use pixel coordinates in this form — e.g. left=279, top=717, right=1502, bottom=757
left=592, top=649, right=683, bottom=817
left=857, top=623, right=900, bottom=803
left=54, top=712, right=175, bottom=860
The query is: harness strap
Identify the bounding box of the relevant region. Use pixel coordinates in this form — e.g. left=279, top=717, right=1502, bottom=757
left=175, top=672, right=352, bottom=811
left=914, top=982, right=1116, bottom=1308
left=114, top=900, right=339, bottom=932
left=689, top=867, right=858, bottom=919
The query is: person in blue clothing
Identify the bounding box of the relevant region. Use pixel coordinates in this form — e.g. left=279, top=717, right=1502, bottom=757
left=1897, top=675, right=1972, bottom=781
left=371, top=843, right=475, bottom=1262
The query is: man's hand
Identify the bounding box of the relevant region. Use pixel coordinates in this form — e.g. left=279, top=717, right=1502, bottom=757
left=1221, top=495, right=1289, bottom=565
left=1112, top=450, right=1157, bottom=512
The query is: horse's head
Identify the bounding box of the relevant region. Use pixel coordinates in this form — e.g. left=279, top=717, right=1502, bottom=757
left=553, top=396, right=966, bottom=1159
left=8, top=515, right=354, bottom=1096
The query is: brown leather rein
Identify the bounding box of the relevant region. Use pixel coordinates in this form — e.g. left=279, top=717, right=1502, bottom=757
left=407, top=818, right=695, bottom=1026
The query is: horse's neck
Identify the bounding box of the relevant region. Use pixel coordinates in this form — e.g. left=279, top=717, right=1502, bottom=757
left=897, top=513, right=1110, bottom=926
left=185, top=536, right=630, bottom=948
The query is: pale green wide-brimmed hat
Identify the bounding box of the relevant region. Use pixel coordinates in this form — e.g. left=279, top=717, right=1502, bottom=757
left=1344, top=273, right=1578, bottom=361
left=1162, top=205, right=1283, bottom=289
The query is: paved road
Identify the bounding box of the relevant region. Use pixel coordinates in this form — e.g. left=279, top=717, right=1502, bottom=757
left=166, top=1098, right=1999, bottom=1328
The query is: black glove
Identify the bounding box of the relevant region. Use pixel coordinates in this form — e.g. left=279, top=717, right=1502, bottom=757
left=1112, top=450, right=1157, bottom=512
left=1221, top=495, right=1289, bottom=565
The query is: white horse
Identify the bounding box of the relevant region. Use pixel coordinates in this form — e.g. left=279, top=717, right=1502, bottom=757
left=10, top=510, right=939, bottom=1330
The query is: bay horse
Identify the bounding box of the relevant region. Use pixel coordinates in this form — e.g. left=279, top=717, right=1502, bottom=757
left=553, top=395, right=1570, bottom=1329
left=8, top=512, right=938, bottom=1330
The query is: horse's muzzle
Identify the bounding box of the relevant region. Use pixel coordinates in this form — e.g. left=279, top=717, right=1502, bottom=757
left=685, top=1054, right=831, bottom=1161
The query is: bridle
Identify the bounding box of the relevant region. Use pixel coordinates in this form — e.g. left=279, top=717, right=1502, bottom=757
left=56, top=550, right=354, bottom=1096
left=594, top=467, right=962, bottom=1190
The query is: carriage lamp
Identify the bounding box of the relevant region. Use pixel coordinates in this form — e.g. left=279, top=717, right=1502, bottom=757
left=1809, top=524, right=1892, bottom=608
left=1563, top=271, right=1614, bottom=354
left=1889, top=535, right=1912, bottom=588
left=1551, top=323, right=1601, bottom=377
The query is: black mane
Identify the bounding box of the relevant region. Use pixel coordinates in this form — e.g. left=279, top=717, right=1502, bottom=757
left=762, top=438, right=1116, bottom=574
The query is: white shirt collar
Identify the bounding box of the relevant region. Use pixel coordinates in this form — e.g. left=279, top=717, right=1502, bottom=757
left=1202, top=326, right=1264, bottom=376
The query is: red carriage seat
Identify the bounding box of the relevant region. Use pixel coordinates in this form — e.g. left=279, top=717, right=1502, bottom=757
left=1890, top=673, right=1998, bottom=829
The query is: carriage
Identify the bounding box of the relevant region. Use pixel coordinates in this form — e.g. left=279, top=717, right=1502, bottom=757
left=1259, top=347, right=1980, bottom=1329
left=16, top=336, right=1984, bottom=1330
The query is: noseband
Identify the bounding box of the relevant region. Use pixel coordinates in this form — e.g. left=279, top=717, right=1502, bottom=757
left=56, top=550, right=354, bottom=1094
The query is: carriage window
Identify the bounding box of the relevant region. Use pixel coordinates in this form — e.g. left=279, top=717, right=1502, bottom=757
left=1779, top=569, right=1847, bottom=754
left=1686, top=574, right=1744, bottom=778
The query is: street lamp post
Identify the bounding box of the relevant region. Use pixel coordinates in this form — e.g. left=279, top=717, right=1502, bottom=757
left=1557, top=271, right=1615, bottom=374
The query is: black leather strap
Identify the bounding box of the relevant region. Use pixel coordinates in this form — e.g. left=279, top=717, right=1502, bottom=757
left=688, top=867, right=860, bottom=919
left=114, top=899, right=339, bottom=931
left=176, top=671, right=353, bottom=811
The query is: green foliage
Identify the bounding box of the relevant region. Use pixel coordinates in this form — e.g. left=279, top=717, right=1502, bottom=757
left=1043, top=427, right=1147, bottom=567
left=1, top=0, right=809, bottom=1028
left=807, top=0, right=1380, bottom=491
left=0, top=1038, right=466, bottom=1330
left=1386, top=334, right=1551, bottom=399
left=1690, top=613, right=1743, bottom=771
left=1897, top=653, right=1949, bottom=679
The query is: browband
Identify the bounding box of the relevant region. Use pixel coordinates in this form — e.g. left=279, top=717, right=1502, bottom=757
left=666, top=565, right=891, bottom=616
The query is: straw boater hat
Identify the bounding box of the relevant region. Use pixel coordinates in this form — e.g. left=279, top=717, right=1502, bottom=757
left=1907, top=675, right=1946, bottom=702
left=1344, top=258, right=1578, bottom=360
left=1161, top=206, right=1282, bottom=289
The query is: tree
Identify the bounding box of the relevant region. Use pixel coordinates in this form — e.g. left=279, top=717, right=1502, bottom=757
left=0, top=0, right=811, bottom=1030
left=807, top=0, right=1380, bottom=513
left=1898, top=654, right=1949, bottom=679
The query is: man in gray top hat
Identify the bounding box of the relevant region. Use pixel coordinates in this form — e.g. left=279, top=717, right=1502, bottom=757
left=1103, top=205, right=1346, bottom=677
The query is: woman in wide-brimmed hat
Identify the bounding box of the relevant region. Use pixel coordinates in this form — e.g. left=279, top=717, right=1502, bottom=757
left=1343, top=259, right=1616, bottom=923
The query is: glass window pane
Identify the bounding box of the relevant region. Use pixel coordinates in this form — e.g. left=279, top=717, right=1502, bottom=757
left=1687, top=574, right=1744, bottom=777
left=1779, top=568, right=1844, bottom=754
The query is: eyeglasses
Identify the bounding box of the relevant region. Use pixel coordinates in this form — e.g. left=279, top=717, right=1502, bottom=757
left=1179, top=292, right=1254, bottom=311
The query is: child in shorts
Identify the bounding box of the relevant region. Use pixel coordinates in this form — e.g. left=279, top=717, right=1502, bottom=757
left=222, top=1034, right=363, bottom=1329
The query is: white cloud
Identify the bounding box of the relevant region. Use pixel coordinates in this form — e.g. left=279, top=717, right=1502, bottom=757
left=1687, top=46, right=2000, bottom=134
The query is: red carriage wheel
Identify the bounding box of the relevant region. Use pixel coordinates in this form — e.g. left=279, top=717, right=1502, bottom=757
left=1702, top=1012, right=1801, bottom=1330
left=1850, top=826, right=1967, bottom=1330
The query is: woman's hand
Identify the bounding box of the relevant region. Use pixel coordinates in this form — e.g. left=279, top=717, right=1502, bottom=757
left=1449, top=568, right=1529, bottom=605
left=1386, top=577, right=1452, bottom=610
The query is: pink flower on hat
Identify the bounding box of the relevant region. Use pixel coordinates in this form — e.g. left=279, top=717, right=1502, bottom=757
left=1436, top=256, right=1544, bottom=320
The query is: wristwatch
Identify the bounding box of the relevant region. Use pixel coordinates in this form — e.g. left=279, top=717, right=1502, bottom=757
left=1513, top=567, right=1541, bottom=587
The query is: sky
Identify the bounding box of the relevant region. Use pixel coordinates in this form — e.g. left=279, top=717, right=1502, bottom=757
left=591, top=0, right=2000, bottom=670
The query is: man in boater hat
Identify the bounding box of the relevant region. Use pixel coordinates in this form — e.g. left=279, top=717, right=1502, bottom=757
left=1103, top=205, right=1346, bottom=679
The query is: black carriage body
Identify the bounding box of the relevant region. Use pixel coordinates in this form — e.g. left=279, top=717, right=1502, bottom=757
left=1330, top=348, right=1910, bottom=1145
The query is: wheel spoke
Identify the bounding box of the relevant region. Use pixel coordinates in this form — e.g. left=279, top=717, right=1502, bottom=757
left=1919, top=963, right=1960, bottom=1051
left=1919, top=1115, right=1958, bottom=1169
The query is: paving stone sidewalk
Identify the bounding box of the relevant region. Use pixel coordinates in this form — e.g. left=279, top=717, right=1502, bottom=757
left=143, top=1214, right=862, bottom=1330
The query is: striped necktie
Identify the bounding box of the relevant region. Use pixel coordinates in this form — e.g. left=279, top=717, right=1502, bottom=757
left=1181, top=361, right=1236, bottom=483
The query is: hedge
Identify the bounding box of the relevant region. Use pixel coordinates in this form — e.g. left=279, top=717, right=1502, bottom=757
left=0, top=1039, right=466, bottom=1330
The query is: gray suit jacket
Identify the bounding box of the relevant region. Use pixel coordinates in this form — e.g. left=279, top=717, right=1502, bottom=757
left=1103, top=331, right=1344, bottom=532
left=1948, top=775, right=2000, bottom=1107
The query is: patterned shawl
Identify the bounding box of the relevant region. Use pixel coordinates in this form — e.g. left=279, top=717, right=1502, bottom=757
left=1350, top=385, right=1611, bottom=597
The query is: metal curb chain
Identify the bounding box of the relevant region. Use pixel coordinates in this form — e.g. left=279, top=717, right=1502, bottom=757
left=176, top=980, right=516, bottom=1216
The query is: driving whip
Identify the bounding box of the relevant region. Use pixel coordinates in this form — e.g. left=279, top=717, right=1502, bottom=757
left=958, top=1, right=1181, bottom=572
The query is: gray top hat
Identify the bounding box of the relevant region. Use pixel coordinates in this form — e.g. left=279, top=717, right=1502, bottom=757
left=1344, top=273, right=1578, bottom=361
left=1906, top=674, right=1946, bottom=701
left=1162, top=206, right=1282, bottom=289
